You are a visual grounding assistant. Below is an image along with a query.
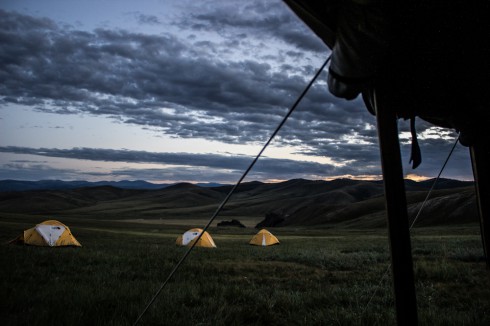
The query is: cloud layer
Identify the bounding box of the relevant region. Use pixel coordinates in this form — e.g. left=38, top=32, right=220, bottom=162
left=0, top=1, right=471, bottom=183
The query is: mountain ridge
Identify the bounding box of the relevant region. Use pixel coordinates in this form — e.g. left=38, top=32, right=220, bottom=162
left=0, top=179, right=226, bottom=192
left=0, top=178, right=477, bottom=228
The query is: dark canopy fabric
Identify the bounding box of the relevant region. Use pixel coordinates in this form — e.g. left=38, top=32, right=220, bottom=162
left=285, top=0, right=490, bottom=147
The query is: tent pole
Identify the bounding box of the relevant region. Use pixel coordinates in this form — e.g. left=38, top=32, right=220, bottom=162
left=470, top=144, right=490, bottom=267
left=373, top=89, right=418, bottom=325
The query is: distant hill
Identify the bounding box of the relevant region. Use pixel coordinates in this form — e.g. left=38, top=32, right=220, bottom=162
left=0, top=178, right=477, bottom=228
left=0, top=179, right=225, bottom=192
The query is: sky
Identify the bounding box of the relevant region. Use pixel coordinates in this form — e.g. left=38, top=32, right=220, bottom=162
left=0, top=0, right=474, bottom=184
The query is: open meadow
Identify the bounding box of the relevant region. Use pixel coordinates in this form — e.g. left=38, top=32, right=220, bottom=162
left=1, top=213, right=489, bottom=325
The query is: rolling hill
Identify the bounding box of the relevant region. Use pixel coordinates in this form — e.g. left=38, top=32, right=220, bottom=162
left=0, top=178, right=477, bottom=228
left=0, top=179, right=225, bottom=192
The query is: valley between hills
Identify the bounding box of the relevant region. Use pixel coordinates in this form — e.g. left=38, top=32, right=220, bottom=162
left=0, top=178, right=478, bottom=229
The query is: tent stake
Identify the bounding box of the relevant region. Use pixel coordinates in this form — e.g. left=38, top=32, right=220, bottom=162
left=373, top=89, right=418, bottom=325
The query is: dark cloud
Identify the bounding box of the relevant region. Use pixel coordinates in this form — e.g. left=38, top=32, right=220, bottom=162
left=137, top=14, right=161, bottom=26
left=0, top=160, right=82, bottom=181
left=175, top=0, right=326, bottom=53
left=0, top=145, right=341, bottom=172
left=0, top=1, right=473, bottom=182
left=0, top=142, right=473, bottom=183
left=0, top=7, right=346, bottom=148
left=0, top=146, right=369, bottom=182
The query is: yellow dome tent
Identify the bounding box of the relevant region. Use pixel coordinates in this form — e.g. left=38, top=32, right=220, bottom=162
left=176, top=228, right=216, bottom=248
left=10, top=220, right=81, bottom=247
left=249, top=229, right=280, bottom=246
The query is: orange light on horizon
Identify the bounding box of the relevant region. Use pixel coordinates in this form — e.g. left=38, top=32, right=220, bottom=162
left=405, top=173, right=430, bottom=182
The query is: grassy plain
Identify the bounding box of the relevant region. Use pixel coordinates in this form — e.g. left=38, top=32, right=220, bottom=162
left=1, top=214, right=489, bottom=325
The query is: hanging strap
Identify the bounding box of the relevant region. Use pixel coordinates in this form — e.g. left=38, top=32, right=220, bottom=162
left=362, top=90, right=422, bottom=170
left=409, top=116, right=421, bottom=169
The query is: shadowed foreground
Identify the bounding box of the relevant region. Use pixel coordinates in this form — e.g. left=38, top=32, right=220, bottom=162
left=1, top=214, right=489, bottom=325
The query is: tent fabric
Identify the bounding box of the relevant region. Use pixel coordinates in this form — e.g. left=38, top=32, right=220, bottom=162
left=10, top=220, right=81, bottom=247
left=284, top=0, right=490, bottom=147
left=176, top=228, right=216, bottom=248
left=249, top=229, right=280, bottom=246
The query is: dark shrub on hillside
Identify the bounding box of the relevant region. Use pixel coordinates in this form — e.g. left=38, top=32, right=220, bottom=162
left=217, top=219, right=246, bottom=228
left=255, top=212, right=285, bottom=228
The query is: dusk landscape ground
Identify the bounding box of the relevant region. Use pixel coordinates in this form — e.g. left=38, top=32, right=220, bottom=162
left=1, top=179, right=489, bottom=325
left=2, top=2, right=489, bottom=324
left=1, top=214, right=489, bottom=325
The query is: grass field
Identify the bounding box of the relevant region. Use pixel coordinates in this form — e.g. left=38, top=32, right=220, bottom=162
left=1, top=214, right=489, bottom=325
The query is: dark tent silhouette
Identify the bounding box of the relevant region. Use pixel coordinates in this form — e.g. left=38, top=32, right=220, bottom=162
left=284, top=1, right=490, bottom=324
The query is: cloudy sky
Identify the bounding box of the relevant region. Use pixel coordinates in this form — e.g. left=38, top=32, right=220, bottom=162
left=0, top=0, right=474, bottom=184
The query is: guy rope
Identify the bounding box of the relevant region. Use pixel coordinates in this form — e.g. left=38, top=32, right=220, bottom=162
left=133, top=55, right=332, bottom=325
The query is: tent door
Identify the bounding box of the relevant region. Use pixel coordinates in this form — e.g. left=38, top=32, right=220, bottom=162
left=35, top=225, right=66, bottom=246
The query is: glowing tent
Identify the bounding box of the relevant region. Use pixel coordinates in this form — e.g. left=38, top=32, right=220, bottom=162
left=10, top=220, right=82, bottom=247
left=249, top=229, right=279, bottom=246
left=176, top=228, right=216, bottom=248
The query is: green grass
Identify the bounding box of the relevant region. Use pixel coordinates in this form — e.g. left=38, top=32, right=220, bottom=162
left=1, top=214, right=489, bottom=325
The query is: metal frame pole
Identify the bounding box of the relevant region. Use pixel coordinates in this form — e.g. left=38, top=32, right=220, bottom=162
left=373, top=89, right=418, bottom=325
left=470, top=144, right=490, bottom=267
